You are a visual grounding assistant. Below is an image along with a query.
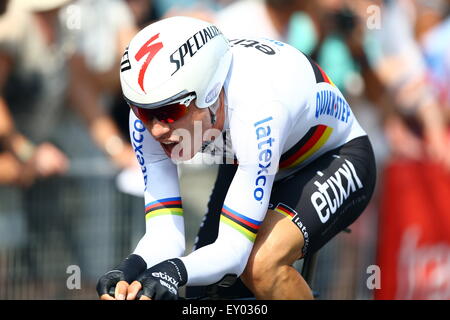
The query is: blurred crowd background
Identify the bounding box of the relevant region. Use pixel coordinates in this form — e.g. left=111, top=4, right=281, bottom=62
left=0, top=0, right=449, bottom=299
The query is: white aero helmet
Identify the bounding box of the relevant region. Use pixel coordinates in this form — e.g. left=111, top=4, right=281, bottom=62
left=120, top=16, right=232, bottom=110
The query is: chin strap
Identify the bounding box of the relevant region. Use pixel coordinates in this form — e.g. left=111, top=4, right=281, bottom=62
left=208, top=100, right=220, bottom=125
left=209, top=107, right=216, bottom=125
left=208, top=92, right=223, bottom=125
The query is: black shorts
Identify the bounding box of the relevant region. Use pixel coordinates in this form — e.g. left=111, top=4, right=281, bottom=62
left=268, top=135, right=376, bottom=256
left=186, top=135, right=376, bottom=298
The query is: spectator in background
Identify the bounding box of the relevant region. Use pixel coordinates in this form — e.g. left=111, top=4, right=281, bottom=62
left=0, top=0, right=136, bottom=176
left=421, top=4, right=450, bottom=118
left=0, top=101, right=20, bottom=185
left=0, top=101, right=68, bottom=186
left=153, top=0, right=212, bottom=19
left=0, top=0, right=137, bottom=295
left=372, top=0, right=450, bottom=300
left=125, top=0, right=157, bottom=29
left=215, top=0, right=302, bottom=41
left=66, top=0, right=137, bottom=93
left=62, top=0, right=141, bottom=150
left=0, top=0, right=6, bottom=14
left=218, top=0, right=450, bottom=168
left=364, top=0, right=450, bottom=168
left=0, top=0, right=69, bottom=186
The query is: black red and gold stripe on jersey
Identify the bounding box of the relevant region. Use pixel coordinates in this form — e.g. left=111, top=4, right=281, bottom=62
left=278, top=55, right=336, bottom=169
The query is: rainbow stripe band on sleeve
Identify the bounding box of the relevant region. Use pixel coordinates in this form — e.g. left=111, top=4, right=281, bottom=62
left=274, top=203, right=298, bottom=220
left=220, top=205, right=262, bottom=242
left=145, top=197, right=183, bottom=220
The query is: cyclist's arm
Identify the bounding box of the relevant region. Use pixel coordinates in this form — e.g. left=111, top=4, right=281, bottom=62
left=129, top=110, right=186, bottom=268
left=180, top=102, right=290, bottom=285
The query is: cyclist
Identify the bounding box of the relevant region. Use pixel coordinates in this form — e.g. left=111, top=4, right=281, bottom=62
left=97, top=16, right=376, bottom=300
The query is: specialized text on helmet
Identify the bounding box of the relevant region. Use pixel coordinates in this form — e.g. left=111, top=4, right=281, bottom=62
left=170, top=25, right=223, bottom=76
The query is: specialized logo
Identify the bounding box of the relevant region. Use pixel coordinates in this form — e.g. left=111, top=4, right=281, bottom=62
left=135, top=33, right=164, bottom=93
left=311, top=158, right=363, bottom=223
left=170, top=26, right=222, bottom=75
left=120, top=47, right=131, bottom=72
left=253, top=117, right=274, bottom=201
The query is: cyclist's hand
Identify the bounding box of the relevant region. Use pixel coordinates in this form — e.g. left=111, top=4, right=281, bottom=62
left=132, top=258, right=187, bottom=300
left=96, top=254, right=147, bottom=300
left=96, top=270, right=129, bottom=300
left=126, top=281, right=148, bottom=300
left=136, top=271, right=179, bottom=300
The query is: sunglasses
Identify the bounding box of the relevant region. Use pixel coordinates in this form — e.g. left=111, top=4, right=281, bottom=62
left=129, top=93, right=196, bottom=124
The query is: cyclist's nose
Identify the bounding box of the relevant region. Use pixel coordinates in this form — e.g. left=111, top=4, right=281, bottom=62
left=150, top=120, right=171, bottom=139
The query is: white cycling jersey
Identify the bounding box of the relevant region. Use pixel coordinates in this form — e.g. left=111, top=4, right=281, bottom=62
left=129, top=37, right=366, bottom=286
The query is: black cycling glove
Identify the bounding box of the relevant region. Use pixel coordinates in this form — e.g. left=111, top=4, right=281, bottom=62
left=96, top=254, right=147, bottom=297
left=136, top=258, right=188, bottom=300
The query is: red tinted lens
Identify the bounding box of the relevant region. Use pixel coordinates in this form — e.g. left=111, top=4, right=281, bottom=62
left=131, top=103, right=188, bottom=124
left=131, top=105, right=152, bottom=123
